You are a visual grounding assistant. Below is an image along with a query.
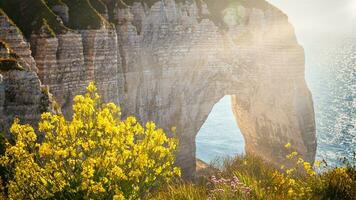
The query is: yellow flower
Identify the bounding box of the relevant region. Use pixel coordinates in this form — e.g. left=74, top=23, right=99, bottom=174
left=113, top=193, right=125, bottom=200
left=284, top=142, right=291, bottom=148
left=288, top=188, right=294, bottom=196
left=0, top=82, right=180, bottom=199
left=39, top=143, right=52, bottom=157
left=297, top=157, right=304, bottom=165
left=314, top=161, right=321, bottom=168
left=286, top=151, right=298, bottom=159
left=288, top=178, right=296, bottom=186
left=286, top=168, right=295, bottom=175
left=87, top=81, right=97, bottom=93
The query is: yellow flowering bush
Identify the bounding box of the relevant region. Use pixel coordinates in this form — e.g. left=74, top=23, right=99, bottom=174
left=0, top=82, right=180, bottom=200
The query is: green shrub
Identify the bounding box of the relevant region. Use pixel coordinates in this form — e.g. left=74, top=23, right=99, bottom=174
left=62, top=0, right=107, bottom=29
left=44, top=0, right=66, bottom=7
left=150, top=182, right=208, bottom=200
left=150, top=153, right=356, bottom=200
left=0, top=0, right=68, bottom=38
left=0, top=82, right=180, bottom=199
left=89, top=0, right=107, bottom=14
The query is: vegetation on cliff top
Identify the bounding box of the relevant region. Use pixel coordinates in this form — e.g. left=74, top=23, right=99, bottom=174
left=0, top=41, right=24, bottom=72
left=0, top=0, right=271, bottom=38
left=0, top=0, right=111, bottom=38
left=0, top=59, right=24, bottom=72
left=62, top=0, right=110, bottom=30
left=44, top=0, right=66, bottom=7
left=115, top=0, right=270, bottom=27
left=89, top=0, right=108, bottom=14
left=0, top=0, right=69, bottom=38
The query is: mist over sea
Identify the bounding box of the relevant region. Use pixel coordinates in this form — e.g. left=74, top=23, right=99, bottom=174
left=196, top=37, right=356, bottom=166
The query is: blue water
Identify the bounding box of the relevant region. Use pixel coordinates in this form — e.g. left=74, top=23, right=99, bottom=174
left=305, top=38, right=356, bottom=165
left=196, top=38, right=356, bottom=165
left=196, top=96, right=245, bottom=162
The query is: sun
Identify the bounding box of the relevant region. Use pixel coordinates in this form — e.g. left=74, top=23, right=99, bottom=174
left=349, top=0, right=356, bottom=17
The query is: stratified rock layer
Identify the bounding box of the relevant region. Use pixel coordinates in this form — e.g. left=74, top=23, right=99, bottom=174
left=1, top=0, right=316, bottom=180
left=0, top=68, right=50, bottom=133
left=0, top=10, right=37, bottom=72
left=0, top=11, right=54, bottom=133
left=31, top=28, right=119, bottom=117
left=113, top=0, right=316, bottom=179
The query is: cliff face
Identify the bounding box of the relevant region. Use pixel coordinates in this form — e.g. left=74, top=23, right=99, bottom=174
left=0, top=0, right=316, bottom=179
left=0, top=11, right=54, bottom=134
left=0, top=10, right=37, bottom=72
left=31, top=28, right=119, bottom=117
left=113, top=0, right=316, bottom=178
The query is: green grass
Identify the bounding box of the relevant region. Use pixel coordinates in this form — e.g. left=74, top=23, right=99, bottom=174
left=0, top=41, right=20, bottom=60
left=116, top=0, right=191, bottom=9
left=116, top=0, right=268, bottom=27
left=0, top=0, right=69, bottom=38
left=1, top=0, right=270, bottom=35
left=89, top=0, right=107, bottom=14
left=0, top=59, right=24, bottom=72
left=44, top=0, right=66, bottom=7
left=150, top=154, right=356, bottom=200
left=0, top=41, right=9, bottom=50
left=62, top=0, right=109, bottom=29
left=1, top=0, right=111, bottom=37
left=150, top=182, right=208, bottom=200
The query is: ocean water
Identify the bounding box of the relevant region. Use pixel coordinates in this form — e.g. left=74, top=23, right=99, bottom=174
left=196, top=96, right=245, bottom=162
left=305, top=38, right=356, bottom=165
left=196, top=38, right=356, bottom=165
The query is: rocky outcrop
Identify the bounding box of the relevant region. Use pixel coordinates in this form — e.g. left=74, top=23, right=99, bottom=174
left=1, top=0, right=316, bottom=180
left=112, top=0, right=316, bottom=179
left=0, top=12, right=55, bottom=134
left=30, top=27, right=119, bottom=117
left=0, top=66, right=52, bottom=133
left=0, top=58, right=54, bottom=135
left=0, top=10, right=37, bottom=72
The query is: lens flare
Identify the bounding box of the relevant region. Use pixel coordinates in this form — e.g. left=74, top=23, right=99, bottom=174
left=349, top=0, right=356, bottom=17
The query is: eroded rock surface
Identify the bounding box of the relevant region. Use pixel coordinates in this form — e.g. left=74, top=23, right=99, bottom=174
left=113, top=0, right=316, bottom=179
left=0, top=10, right=37, bottom=72
left=0, top=0, right=316, bottom=179
left=0, top=45, right=54, bottom=134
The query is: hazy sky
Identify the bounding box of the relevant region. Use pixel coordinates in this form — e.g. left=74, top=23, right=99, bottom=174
left=267, top=0, right=356, bottom=43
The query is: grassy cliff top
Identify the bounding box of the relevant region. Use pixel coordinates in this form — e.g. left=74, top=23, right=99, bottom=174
left=62, top=0, right=109, bottom=30
left=0, top=0, right=270, bottom=38
left=0, top=41, right=8, bottom=50
left=0, top=0, right=69, bottom=38
left=44, top=0, right=66, bottom=7
left=0, top=41, right=20, bottom=60
left=0, top=0, right=110, bottom=38
left=89, top=0, right=107, bottom=14
left=199, top=0, right=270, bottom=27
left=115, top=0, right=270, bottom=26
left=0, top=59, right=24, bottom=72
left=117, top=0, right=187, bottom=8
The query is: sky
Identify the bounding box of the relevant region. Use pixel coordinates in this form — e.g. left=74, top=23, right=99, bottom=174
left=267, top=0, right=356, bottom=44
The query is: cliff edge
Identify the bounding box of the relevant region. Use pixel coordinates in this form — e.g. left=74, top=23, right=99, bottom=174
left=0, top=0, right=316, bottom=180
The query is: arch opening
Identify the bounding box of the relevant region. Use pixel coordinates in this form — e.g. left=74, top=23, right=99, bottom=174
left=196, top=95, right=245, bottom=164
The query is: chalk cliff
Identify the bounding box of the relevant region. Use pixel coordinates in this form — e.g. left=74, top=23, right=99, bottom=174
left=0, top=0, right=316, bottom=179
left=0, top=8, right=57, bottom=134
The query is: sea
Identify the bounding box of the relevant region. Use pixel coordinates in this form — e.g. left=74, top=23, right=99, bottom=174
left=196, top=37, right=356, bottom=166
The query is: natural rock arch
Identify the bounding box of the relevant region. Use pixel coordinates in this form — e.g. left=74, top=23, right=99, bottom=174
left=0, top=0, right=316, bottom=180
left=113, top=1, right=316, bottom=179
